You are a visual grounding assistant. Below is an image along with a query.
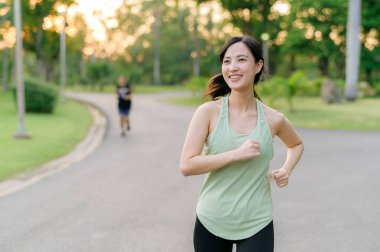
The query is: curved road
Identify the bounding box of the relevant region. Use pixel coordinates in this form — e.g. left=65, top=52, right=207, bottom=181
left=0, top=92, right=379, bottom=252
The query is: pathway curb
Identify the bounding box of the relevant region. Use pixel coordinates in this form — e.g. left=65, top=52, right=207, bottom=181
left=0, top=95, right=108, bottom=198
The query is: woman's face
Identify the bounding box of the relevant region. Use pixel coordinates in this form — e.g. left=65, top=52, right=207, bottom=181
left=221, top=42, right=262, bottom=92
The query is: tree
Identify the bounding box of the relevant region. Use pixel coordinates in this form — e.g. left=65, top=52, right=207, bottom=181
left=21, top=0, right=74, bottom=81
left=0, top=1, right=12, bottom=91
left=360, top=0, right=380, bottom=85
left=197, top=0, right=275, bottom=38
left=281, top=0, right=347, bottom=78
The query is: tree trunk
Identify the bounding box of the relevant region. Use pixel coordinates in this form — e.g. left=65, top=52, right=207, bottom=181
left=45, top=61, right=55, bottom=82
left=153, top=8, right=161, bottom=85
left=35, top=19, right=45, bottom=79
left=365, top=68, right=372, bottom=84
left=288, top=53, right=296, bottom=75
left=344, top=0, right=361, bottom=101
left=2, top=47, right=9, bottom=91
left=337, top=56, right=345, bottom=79
left=244, top=20, right=253, bottom=36
left=193, top=7, right=200, bottom=77
left=318, top=57, right=329, bottom=77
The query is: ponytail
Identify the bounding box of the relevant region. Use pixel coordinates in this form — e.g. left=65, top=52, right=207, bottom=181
left=204, top=73, right=262, bottom=101
left=204, top=73, right=230, bottom=100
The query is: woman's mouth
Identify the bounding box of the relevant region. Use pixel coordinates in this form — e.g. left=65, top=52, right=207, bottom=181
left=229, top=74, right=242, bottom=81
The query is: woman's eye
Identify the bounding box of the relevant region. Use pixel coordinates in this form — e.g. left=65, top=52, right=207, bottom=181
left=223, top=60, right=230, bottom=64
left=238, top=58, right=246, bottom=62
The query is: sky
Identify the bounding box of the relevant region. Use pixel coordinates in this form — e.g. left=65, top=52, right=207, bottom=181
left=75, top=0, right=124, bottom=40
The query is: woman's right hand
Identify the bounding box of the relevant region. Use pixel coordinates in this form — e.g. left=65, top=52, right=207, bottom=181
left=232, top=139, right=261, bottom=161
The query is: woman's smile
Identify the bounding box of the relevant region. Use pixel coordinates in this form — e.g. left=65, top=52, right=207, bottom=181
left=229, top=74, right=243, bottom=82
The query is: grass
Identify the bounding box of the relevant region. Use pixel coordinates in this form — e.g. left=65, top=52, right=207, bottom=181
left=67, top=84, right=184, bottom=94
left=0, top=91, right=93, bottom=181
left=166, top=95, right=380, bottom=131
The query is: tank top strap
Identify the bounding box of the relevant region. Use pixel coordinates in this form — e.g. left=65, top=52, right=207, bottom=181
left=256, top=99, right=273, bottom=140
left=256, top=99, right=265, bottom=122
left=221, top=96, right=228, bottom=116
left=219, top=96, right=229, bottom=129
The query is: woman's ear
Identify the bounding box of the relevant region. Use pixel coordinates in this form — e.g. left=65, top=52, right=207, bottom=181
left=255, top=60, right=264, bottom=74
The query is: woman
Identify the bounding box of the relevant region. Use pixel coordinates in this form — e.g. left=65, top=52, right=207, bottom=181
left=116, top=75, right=132, bottom=136
left=180, top=36, right=304, bottom=252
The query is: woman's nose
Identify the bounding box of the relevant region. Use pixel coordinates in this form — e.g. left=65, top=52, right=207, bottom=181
left=229, top=60, right=239, bottom=71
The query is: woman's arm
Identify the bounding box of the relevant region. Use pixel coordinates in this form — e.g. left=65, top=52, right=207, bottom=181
left=180, top=103, right=260, bottom=176
left=270, top=115, right=304, bottom=187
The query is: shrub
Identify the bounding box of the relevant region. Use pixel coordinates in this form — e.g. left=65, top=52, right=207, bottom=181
left=185, top=76, right=209, bottom=97
left=13, top=77, right=58, bottom=113
left=257, top=76, right=287, bottom=106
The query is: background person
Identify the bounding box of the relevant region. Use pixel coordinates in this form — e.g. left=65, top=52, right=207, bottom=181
left=116, top=75, right=132, bottom=136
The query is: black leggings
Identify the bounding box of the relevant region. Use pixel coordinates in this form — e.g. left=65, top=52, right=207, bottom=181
left=193, top=217, right=274, bottom=252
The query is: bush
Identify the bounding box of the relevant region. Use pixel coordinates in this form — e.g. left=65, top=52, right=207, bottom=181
left=13, top=77, right=58, bottom=113
left=257, top=76, right=287, bottom=106
left=185, top=76, right=209, bottom=97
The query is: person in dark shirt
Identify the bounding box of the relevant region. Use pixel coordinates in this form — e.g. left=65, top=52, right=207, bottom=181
left=116, top=75, right=132, bottom=136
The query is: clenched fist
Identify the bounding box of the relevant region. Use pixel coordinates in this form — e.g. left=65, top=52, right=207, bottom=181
left=270, top=169, right=289, bottom=188
left=233, top=139, right=261, bottom=162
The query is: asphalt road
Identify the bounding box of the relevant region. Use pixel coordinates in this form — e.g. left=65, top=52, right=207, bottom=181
left=0, top=92, right=379, bottom=252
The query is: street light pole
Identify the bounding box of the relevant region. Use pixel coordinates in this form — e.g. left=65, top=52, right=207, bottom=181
left=344, top=0, right=361, bottom=101
left=58, top=5, right=67, bottom=104
left=13, top=0, right=30, bottom=139
left=260, top=33, right=270, bottom=75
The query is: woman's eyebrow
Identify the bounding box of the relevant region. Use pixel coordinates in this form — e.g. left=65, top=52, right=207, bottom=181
left=224, top=54, right=248, bottom=58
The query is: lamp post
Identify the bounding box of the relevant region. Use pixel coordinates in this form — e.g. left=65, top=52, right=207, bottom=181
left=345, top=0, right=361, bottom=101
left=58, top=5, right=67, bottom=104
left=260, top=33, right=270, bottom=74
left=13, top=0, right=30, bottom=139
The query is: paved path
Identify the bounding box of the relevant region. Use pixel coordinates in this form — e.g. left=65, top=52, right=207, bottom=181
left=0, top=92, right=379, bottom=252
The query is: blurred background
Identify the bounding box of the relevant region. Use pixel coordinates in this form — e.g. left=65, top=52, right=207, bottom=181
left=1, top=2, right=380, bottom=251
left=0, top=0, right=379, bottom=182
left=0, top=0, right=378, bottom=92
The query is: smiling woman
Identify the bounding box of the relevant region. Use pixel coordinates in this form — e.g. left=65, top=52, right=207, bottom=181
left=180, top=35, right=304, bottom=252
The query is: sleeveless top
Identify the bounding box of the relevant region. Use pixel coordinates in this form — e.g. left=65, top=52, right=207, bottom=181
left=196, top=95, right=274, bottom=240
left=116, top=84, right=131, bottom=109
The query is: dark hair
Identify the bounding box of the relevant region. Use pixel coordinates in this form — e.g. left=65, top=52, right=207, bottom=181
left=205, top=36, right=265, bottom=100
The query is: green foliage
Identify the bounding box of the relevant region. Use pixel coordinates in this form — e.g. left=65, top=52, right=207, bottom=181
left=185, top=76, right=209, bottom=97
left=13, top=77, right=58, bottom=113
left=374, top=84, right=380, bottom=97
left=168, top=95, right=380, bottom=131
left=281, top=0, right=347, bottom=77
left=361, top=0, right=380, bottom=84
left=8, top=0, right=379, bottom=91
left=257, top=76, right=287, bottom=107
left=258, top=71, right=319, bottom=111
left=86, top=61, right=115, bottom=90
left=20, top=0, right=75, bottom=81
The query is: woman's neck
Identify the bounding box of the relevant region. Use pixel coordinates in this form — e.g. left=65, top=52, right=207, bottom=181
left=228, top=91, right=256, bottom=112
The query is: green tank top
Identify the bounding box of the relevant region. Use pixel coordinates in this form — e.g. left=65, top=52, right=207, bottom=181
left=196, top=95, right=274, bottom=240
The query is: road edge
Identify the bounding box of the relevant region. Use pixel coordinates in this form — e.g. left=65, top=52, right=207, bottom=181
left=0, top=96, right=108, bottom=198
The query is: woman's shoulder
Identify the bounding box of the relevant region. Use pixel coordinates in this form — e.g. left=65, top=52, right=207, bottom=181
left=261, top=102, right=287, bottom=129
left=194, top=99, right=222, bottom=119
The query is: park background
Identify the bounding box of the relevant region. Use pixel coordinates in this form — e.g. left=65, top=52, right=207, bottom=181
left=0, top=0, right=379, bottom=205
left=1, top=1, right=380, bottom=251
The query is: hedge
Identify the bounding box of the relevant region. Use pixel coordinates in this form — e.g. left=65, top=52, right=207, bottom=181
left=13, top=78, right=58, bottom=113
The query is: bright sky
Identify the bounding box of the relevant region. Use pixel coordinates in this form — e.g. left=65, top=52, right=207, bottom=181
left=75, top=0, right=123, bottom=40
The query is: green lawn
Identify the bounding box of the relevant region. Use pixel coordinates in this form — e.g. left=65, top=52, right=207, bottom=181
left=0, top=91, right=93, bottom=181
left=167, top=95, right=380, bottom=131
left=67, top=84, right=183, bottom=94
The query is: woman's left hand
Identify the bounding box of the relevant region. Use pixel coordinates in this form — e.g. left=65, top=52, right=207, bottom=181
left=270, top=168, right=289, bottom=188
